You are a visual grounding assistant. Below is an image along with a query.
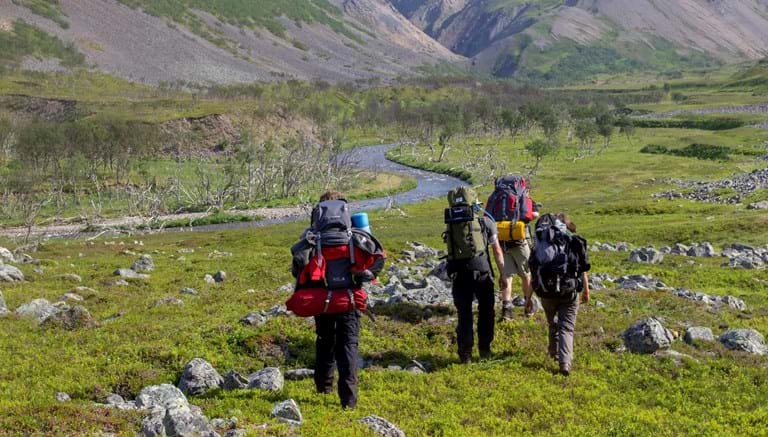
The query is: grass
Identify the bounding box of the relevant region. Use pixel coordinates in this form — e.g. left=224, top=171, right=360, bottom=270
left=0, top=20, right=84, bottom=70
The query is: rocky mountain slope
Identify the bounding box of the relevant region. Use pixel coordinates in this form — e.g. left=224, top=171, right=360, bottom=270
left=391, top=0, right=768, bottom=80
left=0, top=0, right=462, bottom=84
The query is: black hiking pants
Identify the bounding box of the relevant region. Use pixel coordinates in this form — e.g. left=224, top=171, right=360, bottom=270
left=452, top=270, right=495, bottom=355
left=314, top=310, right=361, bottom=408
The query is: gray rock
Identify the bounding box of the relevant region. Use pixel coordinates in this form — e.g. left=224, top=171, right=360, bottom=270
left=204, top=274, right=216, bottom=284
left=141, top=404, right=218, bottom=437
left=623, top=317, right=675, bottom=354
left=56, top=392, right=71, bottom=402
left=105, top=393, right=138, bottom=410
left=59, top=293, right=84, bottom=302
left=180, top=287, right=198, bottom=296
left=0, top=247, right=14, bottom=263
left=0, top=290, right=8, bottom=315
left=588, top=276, right=605, bottom=291
left=0, top=264, right=24, bottom=282
left=248, top=367, right=283, bottom=392
left=270, top=399, right=302, bottom=426
left=55, top=273, right=83, bottom=283
left=748, top=200, right=768, bottom=210
left=135, top=384, right=189, bottom=410
left=41, top=305, right=98, bottom=330
left=654, top=349, right=697, bottom=365
left=719, top=329, right=767, bottom=355
left=629, top=247, right=664, bottom=264
left=140, top=407, right=167, bottom=437
left=132, top=255, right=156, bottom=272
left=428, top=261, right=450, bottom=281
left=359, top=415, right=406, bottom=437
left=401, top=278, right=427, bottom=290
left=15, top=298, right=61, bottom=323
left=223, top=430, right=246, bottom=437
left=178, top=358, right=224, bottom=396
left=239, top=312, right=266, bottom=327
left=684, top=327, right=715, bottom=344
left=404, top=360, right=427, bottom=374
left=114, top=268, right=150, bottom=280
left=222, top=370, right=249, bottom=391
left=285, top=368, right=315, bottom=381
left=213, top=271, right=226, bottom=283
left=152, top=297, right=184, bottom=308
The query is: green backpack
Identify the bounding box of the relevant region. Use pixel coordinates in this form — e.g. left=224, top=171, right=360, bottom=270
left=443, top=187, right=491, bottom=273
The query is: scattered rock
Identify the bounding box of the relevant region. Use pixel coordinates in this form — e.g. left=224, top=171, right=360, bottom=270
left=15, top=298, right=62, bottom=323
left=0, top=247, right=14, bottom=263
left=55, top=273, right=83, bottom=283
left=222, top=370, right=249, bottom=391
left=684, top=327, right=715, bottom=344
left=248, top=367, right=284, bottom=392
left=105, top=393, right=138, bottom=410
left=204, top=274, right=216, bottom=285
left=719, top=329, right=767, bottom=355
left=0, top=290, right=9, bottom=316
left=59, top=293, right=84, bottom=302
left=223, top=430, right=246, bottom=437
left=56, top=392, right=71, bottom=402
left=629, top=247, right=664, bottom=264
left=654, top=349, right=697, bottom=365
left=136, top=384, right=189, bottom=410
left=271, top=399, right=302, bottom=426
left=748, top=200, right=768, bottom=210
left=589, top=242, right=631, bottom=252
left=178, top=358, right=224, bottom=396
left=285, top=368, right=315, bottom=381
left=623, top=317, right=674, bottom=354
left=208, top=250, right=233, bottom=259
left=136, top=384, right=218, bottom=437
left=404, top=360, right=427, bottom=374
left=181, top=287, right=199, bottom=296
left=654, top=169, right=768, bottom=204
left=152, top=296, right=184, bottom=308
left=239, top=312, right=266, bottom=327
left=213, top=271, right=226, bottom=283
left=114, top=268, right=150, bottom=280
left=132, top=255, right=155, bottom=272
left=0, top=265, right=24, bottom=282
left=672, top=289, right=747, bottom=311
left=615, top=274, right=670, bottom=291
left=41, top=305, right=97, bottom=330
left=359, top=415, right=406, bottom=437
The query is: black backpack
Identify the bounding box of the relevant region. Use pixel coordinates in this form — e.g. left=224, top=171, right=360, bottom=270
left=529, top=214, right=587, bottom=297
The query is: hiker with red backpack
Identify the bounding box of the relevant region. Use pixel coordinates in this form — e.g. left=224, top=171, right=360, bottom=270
left=443, top=186, right=506, bottom=363
left=286, top=191, right=386, bottom=408
left=529, top=213, right=590, bottom=376
left=485, top=175, right=539, bottom=321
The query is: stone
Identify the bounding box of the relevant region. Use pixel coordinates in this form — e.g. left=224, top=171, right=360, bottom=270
left=222, top=370, right=249, bottom=391
left=105, top=393, right=138, bottom=410
left=0, top=247, right=14, bottom=263
left=623, top=317, right=675, bottom=354
left=60, top=293, right=84, bottom=302
left=114, top=268, right=150, bottom=280
left=684, top=327, right=715, bottom=344
left=41, top=305, right=98, bottom=330
left=401, top=278, right=427, bottom=290
left=719, top=329, right=767, bottom=355
left=654, top=349, right=697, bottom=365
left=213, top=271, right=226, bottom=283
left=247, top=367, right=283, bottom=392
left=270, top=399, right=302, bottom=426
left=152, top=297, right=184, bottom=308
left=208, top=250, right=233, bottom=258
left=178, top=358, right=224, bottom=396
left=428, top=261, right=450, bottom=281
left=285, top=368, right=315, bottom=381
left=359, top=415, right=406, bottom=437
left=239, top=312, right=266, bottom=327
left=15, top=298, right=61, bottom=323
left=144, top=404, right=217, bottom=437
left=748, top=200, right=768, bottom=210
left=223, top=430, right=246, bottom=437
left=136, top=384, right=189, bottom=410
left=204, top=274, right=216, bottom=284
left=55, top=273, right=82, bottom=283
left=56, top=392, right=71, bottom=402
left=628, top=247, right=664, bottom=264
left=0, top=265, right=24, bottom=282
left=132, top=255, right=155, bottom=272
left=181, top=287, right=198, bottom=296
left=404, top=360, right=427, bottom=374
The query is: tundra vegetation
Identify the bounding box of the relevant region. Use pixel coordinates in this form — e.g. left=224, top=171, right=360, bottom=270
left=0, top=58, right=767, bottom=435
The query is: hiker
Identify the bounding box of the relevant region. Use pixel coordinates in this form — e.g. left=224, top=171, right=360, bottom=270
left=485, top=175, right=538, bottom=320
left=444, top=186, right=506, bottom=363
left=286, top=191, right=386, bottom=408
left=529, top=213, right=590, bottom=376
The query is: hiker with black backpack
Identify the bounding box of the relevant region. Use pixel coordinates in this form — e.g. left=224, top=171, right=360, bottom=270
left=286, top=191, right=386, bottom=408
left=485, top=175, right=538, bottom=321
left=443, top=186, right=506, bottom=363
left=529, top=213, right=590, bottom=376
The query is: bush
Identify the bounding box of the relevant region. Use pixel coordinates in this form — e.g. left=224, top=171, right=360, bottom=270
left=641, top=143, right=732, bottom=160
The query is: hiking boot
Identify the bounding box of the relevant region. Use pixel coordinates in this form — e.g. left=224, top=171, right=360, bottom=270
left=479, top=348, right=492, bottom=360
left=501, top=304, right=513, bottom=321
left=458, top=351, right=472, bottom=364
left=559, top=364, right=571, bottom=377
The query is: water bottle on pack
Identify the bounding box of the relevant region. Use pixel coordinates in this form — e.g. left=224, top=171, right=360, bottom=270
left=351, top=212, right=372, bottom=234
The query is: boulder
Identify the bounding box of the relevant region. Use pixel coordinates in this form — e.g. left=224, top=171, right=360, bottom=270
left=239, top=312, right=266, bottom=327
left=270, top=399, right=302, bottom=426
left=285, top=368, right=315, bottom=381
left=0, top=247, right=14, bottom=263
left=213, top=271, right=226, bottom=283
left=55, top=273, right=82, bottom=283
left=181, top=287, right=199, bottom=296
left=105, top=393, right=138, bottom=410
left=748, top=200, right=768, bottom=210
left=132, top=255, right=155, bottom=272
left=141, top=404, right=218, bottom=437
left=222, top=370, right=249, bottom=391
left=628, top=247, right=664, bottom=264
left=719, top=329, right=767, bottom=355
left=41, top=305, right=98, bottom=330
left=683, top=327, right=715, bottom=344
left=178, top=358, right=224, bottom=396
left=56, top=392, right=71, bottom=402
left=114, top=268, right=150, bottom=280
left=623, top=317, right=674, bottom=354
left=247, top=367, right=284, bottom=392
left=359, top=415, right=406, bottom=437
left=136, top=384, right=189, bottom=410
left=15, top=298, right=61, bottom=323
left=0, top=265, right=24, bottom=282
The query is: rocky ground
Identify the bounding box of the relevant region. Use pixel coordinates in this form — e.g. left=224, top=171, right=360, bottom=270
left=653, top=168, right=768, bottom=205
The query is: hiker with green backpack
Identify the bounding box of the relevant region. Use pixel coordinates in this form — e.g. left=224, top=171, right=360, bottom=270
left=529, top=213, right=591, bottom=376
left=443, top=186, right=506, bottom=363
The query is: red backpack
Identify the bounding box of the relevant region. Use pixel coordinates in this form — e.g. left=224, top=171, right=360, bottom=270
left=485, top=175, right=535, bottom=224
left=286, top=200, right=386, bottom=317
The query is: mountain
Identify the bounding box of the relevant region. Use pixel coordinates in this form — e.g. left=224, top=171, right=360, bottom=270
left=391, top=0, right=768, bottom=81
left=0, top=0, right=462, bottom=85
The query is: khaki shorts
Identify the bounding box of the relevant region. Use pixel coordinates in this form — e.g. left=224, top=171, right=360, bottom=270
left=503, top=242, right=531, bottom=278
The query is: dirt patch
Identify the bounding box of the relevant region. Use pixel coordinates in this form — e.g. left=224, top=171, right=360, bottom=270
left=0, top=18, right=13, bottom=33
left=0, top=94, right=82, bottom=122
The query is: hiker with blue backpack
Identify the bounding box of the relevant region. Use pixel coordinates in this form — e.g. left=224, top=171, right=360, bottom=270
left=443, top=186, right=507, bottom=363
left=485, top=175, right=539, bottom=321
left=529, top=213, right=591, bottom=376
